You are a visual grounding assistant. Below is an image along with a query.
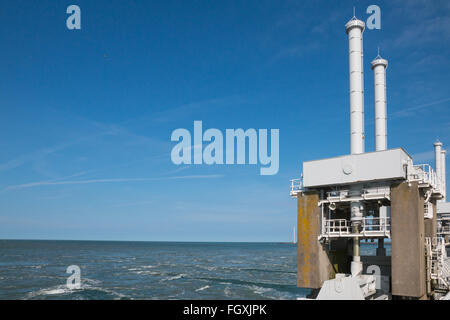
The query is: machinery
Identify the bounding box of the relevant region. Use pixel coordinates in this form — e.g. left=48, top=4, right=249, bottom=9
left=290, top=15, right=450, bottom=300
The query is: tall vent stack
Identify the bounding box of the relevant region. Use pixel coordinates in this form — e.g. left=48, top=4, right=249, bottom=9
left=435, top=141, right=443, bottom=196
left=346, top=18, right=366, bottom=155
left=371, top=56, right=388, bottom=151
left=442, top=149, right=446, bottom=201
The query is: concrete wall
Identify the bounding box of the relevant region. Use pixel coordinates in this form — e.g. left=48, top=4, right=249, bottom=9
left=297, top=192, right=334, bottom=289
left=390, top=181, right=427, bottom=299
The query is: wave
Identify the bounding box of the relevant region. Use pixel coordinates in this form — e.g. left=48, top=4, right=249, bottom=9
left=161, top=274, right=186, bottom=281
left=133, top=270, right=160, bottom=276
left=248, top=285, right=272, bottom=295
left=24, top=278, right=128, bottom=300
left=198, top=265, right=217, bottom=271
left=25, top=284, right=75, bottom=299
left=238, top=267, right=296, bottom=274
left=195, top=285, right=210, bottom=292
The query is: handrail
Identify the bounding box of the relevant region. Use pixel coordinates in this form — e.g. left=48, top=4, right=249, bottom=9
left=412, top=164, right=442, bottom=193
left=321, top=217, right=391, bottom=239
left=290, top=178, right=303, bottom=195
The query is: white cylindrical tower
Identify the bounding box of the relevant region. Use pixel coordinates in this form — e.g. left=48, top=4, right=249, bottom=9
left=442, top=149, right=446, bottom=201
left=346, top=18, right=365, bottom=155
left=435, top=141, right=443, bottom=192
left=371, top=57, right=388, bottom=151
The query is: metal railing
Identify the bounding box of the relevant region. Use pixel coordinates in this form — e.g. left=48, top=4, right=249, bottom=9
left=438, top=225, right=450, bottom=236
left=321, top=217, right=390, bottom=239
left=411, top=164, right=441, bottom=192
left=425, top=237, right=450, bottom=290
left=290, top=178, right=303, bottom=196
left=323, top=219, right=351, bottom=236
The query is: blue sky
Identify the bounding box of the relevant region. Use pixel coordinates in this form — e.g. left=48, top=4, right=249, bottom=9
left=0, top=0, right=449, bottom=241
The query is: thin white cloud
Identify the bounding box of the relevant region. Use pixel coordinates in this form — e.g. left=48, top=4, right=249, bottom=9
left=364, top=97, right=450, bottom=127
left=162, top=175, right=223, bottom=180
left=386, top=1, right=450, bottom=49
left=110, top=200, right=155, bottom=208
left=1, top=174, right=224, bottom=193
left=390, top=97, right=450, bottom=120
left=154, top=96, right=248, bottom=123
left=0, top=143, right=70, bottom=172
left=0, top=111, right=171, bottom=174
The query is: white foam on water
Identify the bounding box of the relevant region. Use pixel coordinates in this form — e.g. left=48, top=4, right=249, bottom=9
left=224, top=286, right=232, bottom=297
left=195, top=285, right=210, bottom=292
left=134, top=270, right=160, bottom=275
left=24, top=278, right=127, bottom=300
left=44, top=288, right=66, bottom=295
left=25, top=284, right=74, bottom=299
left=161, top=274, right=186, bottom=281
left=127, top=267, right=161, bottom=276
left=249, top=285, right=272, bottom=295
left=200, top=265, right=217, bottom=271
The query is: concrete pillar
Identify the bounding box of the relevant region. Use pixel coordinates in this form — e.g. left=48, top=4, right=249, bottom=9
left=424, top=202, right=437, bottom=238
left=297, top=192, right=334, bottom=289
left=390, top=181, right=427, bottom=299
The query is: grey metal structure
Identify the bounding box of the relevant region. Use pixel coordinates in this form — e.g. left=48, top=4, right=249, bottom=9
left=290, top=15, right=450, bottom=300
left=303, top=148, right=410, bottom=188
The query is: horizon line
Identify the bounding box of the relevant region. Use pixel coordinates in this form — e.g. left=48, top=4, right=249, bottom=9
left=0, top=238, right=388, bottom=243
left=0, top=238, right=293, bottom=243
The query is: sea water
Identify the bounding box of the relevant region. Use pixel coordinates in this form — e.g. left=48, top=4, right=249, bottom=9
left=0, top=240, right=388, bottom=300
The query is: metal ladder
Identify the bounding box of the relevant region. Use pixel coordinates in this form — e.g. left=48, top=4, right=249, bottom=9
left=426, top=237, right=450, bottom=290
